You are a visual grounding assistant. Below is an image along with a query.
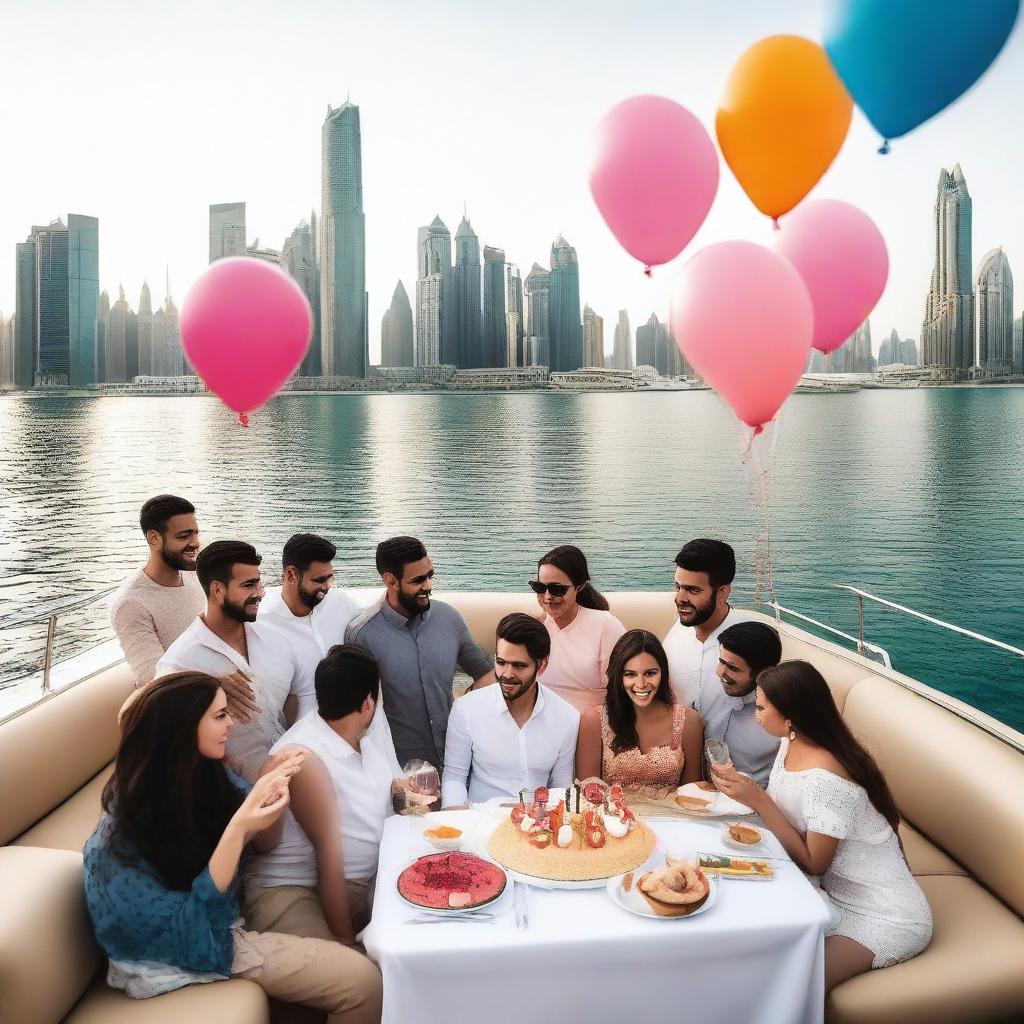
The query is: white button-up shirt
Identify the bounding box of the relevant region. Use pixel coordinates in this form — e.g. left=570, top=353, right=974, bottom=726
left=155, top=616, right=303, bottom=779
left=247, top=706, right=403, bottom=886
left=441, top=683, right=580, bottom=806
left=663, top=606, right=758, bottom=710
left=257, top=586, right=364, bottom=719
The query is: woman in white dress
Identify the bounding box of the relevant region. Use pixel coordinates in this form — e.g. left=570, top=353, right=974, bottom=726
left=711, top=660, right=932, bottom=991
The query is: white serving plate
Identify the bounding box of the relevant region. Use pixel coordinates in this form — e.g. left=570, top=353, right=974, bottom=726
left=606, top=854, right=719, bottom=921
left=396, top=854, right=509, bottom=914
left=677, top=783, right=754, bottom=817
left=719, top=821, right=768, bottom=852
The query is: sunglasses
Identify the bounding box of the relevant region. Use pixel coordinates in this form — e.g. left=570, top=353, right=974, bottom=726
left=529, top=580, right=573, bottom=597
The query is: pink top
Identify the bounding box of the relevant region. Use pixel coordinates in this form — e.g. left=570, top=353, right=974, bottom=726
left=598, top=703, right=687, bottom=788
left=537, top=605, right=626, bottom=713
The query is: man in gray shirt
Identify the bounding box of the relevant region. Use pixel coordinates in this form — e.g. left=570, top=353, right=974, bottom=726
left=700, top=621, right=783, bottom=787
left=345, top=536, right=495, bottom=770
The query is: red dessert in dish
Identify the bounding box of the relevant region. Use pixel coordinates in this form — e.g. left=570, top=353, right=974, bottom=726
left=397, top=852, right=507, bottom=910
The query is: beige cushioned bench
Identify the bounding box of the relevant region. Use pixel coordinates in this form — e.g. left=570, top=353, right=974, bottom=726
left=2, top=592, right=1022, bottom=1023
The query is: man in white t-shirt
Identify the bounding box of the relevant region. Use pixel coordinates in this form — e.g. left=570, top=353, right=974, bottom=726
left=155, top=540, right=306, bottom=780
left=245, top=644, right=406, bottom=945
left=662, top=539, right=756, bottom=713
left=258, top=532, right=364, bottom=719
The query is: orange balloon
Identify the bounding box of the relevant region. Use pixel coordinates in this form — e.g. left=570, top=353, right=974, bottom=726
left=716, top=35, right=853, bottom=221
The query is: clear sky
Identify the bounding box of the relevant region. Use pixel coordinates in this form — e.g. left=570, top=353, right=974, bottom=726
left=1, top=0, right=1021, bottom=360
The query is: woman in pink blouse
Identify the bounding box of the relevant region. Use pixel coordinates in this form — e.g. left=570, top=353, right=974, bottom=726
left=533, top=545, right=626, bottom=713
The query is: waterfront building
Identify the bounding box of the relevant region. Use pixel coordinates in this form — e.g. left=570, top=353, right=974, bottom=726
left=454, top=215, right=482, bottom=368
left=582, top=305, right=604, bottom=368
left=105, top=286, right=135, bottom=383
left=808, top=349, right=827, bottom=373
left=369, top=364, right=455, bottom=385
left=96, top=290, right=110, bottom=382
left=137, top=282, right=153, bottom=376
left=879, top=329, right=901, bottom=367
left=611, top=310, right=633, bottom=370
left=14, top=214, right=99, bottom=386
left=415, top=216, right=453, bottom=367
left=482, top=245, right=508, bottom=368
left=1014, top=317, right=1023, bottom=375
left=829, top=319, right=872, bottom=373
left=320, top=101, right=368, bottom=378
left=636, top=313, right=667, bottom=370
left=548, top=235, right=582, bottom=372
left=151, top=279, right=183, bottom=377
left=281, top=217, right=321, bottom=376
left=524, top=263, right=550, bottom=367
left=903, top=338, right=918, bottom=366
left=921, top=165, right=974, bottom=370
left=975, top=247, right=1014, bottom=372
left=450, top=366, right=549, bottom=389
left=0, top=312, right=10, bottom=386
left=381, top=280, right=414, bottom=367
left=208, top=202, right=246, bottom=263
left=506, top=264, right=525, bottom=367
left=550, top=367, right=635, bottom=390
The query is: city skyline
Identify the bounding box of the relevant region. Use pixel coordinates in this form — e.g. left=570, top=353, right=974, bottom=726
left=2, top=1, right=1022, bottom=365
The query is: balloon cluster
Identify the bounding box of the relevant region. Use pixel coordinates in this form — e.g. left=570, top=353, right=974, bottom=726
left=590, top=0, right=1019, bottom=430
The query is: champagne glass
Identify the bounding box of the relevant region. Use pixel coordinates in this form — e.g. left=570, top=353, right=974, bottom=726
left=705, top=737, right=731, bottom=771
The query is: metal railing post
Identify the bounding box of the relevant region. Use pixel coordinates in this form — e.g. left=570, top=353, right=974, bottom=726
left=856, top=594, right=865, bottom=656
left=42, top=614, right=57, bottom=695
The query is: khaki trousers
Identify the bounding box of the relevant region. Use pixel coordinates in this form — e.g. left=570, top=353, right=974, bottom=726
left=231, top=928, right=381, bottom=1024
left=244, top=881, right=373, bottom=939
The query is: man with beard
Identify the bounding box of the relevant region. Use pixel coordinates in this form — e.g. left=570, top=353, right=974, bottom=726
left=441, top=613, right=579, bottom=806
left=345, top=536, right=494, bottom=770
left=663, top=539, right=756, bottom=712
left=110, top=494, right=206, bottom=686
left=156, top=540, right=307, bottom=780
left=258, top=533, right=364, bottom=720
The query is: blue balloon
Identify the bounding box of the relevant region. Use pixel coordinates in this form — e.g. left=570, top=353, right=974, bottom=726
left=824, top=0, right=1020, bottom=144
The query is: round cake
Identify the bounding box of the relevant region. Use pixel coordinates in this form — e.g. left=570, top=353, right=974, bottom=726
left=486, top=782, right=656, bottom=882
left=397, top=852, right=506, bottom=910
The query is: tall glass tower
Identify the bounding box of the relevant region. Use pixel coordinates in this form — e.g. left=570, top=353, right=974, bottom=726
left=381, top=280, right=414, bottom=367
left=281, top=217, right=321, bottom=376
left=482, top=246, right=507, bottom=368
left=524, top=263, right=550, bottom=367
left=548, top=235, right=582, bottom=372
left=68, top=214, right=99, bottom=385
left=975, top=247, right=1014, bottom=372
left=320, top=101, right=367, bottom=378
left=921, top=165, right=973, bottom=370
left=454, top=215, right=482, bottom=368
left=208, top=203, right=246, bottom=263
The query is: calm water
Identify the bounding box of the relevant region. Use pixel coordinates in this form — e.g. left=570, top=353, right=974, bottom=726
left=0, top=389, right=1021, bottom=732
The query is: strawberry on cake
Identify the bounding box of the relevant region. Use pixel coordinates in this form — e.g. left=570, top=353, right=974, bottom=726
left=486, top=780, right=656, bottom=882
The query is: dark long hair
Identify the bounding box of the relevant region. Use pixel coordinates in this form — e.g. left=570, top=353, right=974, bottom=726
left=538, top=545, right=609, bottom=611
left=757, top=661, right=902, bottom=835
left=604, top=630, right=674, bottom=754
left=102, top=672, right=246, bottom=890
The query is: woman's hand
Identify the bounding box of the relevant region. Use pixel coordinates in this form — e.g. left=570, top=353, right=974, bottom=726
left=259, top=746, right=309, bottom=779
left=710, top=762, right=765, bottom=810
left=231, top=766, right=296, bottom=838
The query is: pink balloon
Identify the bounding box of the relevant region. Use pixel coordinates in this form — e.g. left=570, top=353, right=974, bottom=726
left=671, top=242, right=813, bottom=429
left=590, top=96, right=719, bottom=271
left=775, top=199, right=888, bottom=354
left=180, top=258, right=312, bottom=424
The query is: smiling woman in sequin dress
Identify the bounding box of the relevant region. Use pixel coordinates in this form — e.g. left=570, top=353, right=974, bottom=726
left=577, top=629, right=704, bottom=787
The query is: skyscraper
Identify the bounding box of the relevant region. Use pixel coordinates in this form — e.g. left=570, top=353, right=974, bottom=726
left=96, top=289, right=110, bottom=382
left=381, top=280, right=414, bottom=367
left=482, top=245, right=508, bottom=368
left=975, top=247, right=1014, bottom=372
left=321, top=101, right=367, bottom=378
left=105, top=286, right=132, bottom=383
left=505, top=264, right=524, bottom=367
left=903, top=338, right=918, bottom=365
left=415, top=216, right=452, bottom=367
left=548, top=235, right=582, bottom=372
left=281, top=218, right=321, bottom=376
left=137, top=282, right=153, bottom=375
left=922, top=164, right=974, bottom=370
left=524, top=263, right=550, bottom=367
left=454, top=216, right=482, bottom=368
left=151, top=278, right=182, bottom=376
left=0, top=312, right=10, bottom=387
left=209, top=203, right=246, bottom=263
left=1014, top=317, right=1023, bottom=375
left=582, top=305, right=604, bottom=368
left=15, top=214, right=99, bottom=386
left=612, top=310, right=633, bottom=370
left=879, top=328, right=900, bottom=366
left=636, top=313, right=661, bottom=369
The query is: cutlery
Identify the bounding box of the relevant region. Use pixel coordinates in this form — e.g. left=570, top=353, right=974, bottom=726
left=406, top=915, right=499, bottom=926
left=516, top=881, right=531, bottom=931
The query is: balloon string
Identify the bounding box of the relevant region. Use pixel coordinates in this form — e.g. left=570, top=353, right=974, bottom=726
left=771, top=218, right=780, bottom=231
left=878, top=139, right=890, bottom=155
left=643, top=265, right=652, bottom=278
left=239, top=413, right=250, bottom=428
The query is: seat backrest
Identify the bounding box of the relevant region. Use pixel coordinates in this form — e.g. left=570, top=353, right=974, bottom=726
left=0, top=664, right=133, bottom=845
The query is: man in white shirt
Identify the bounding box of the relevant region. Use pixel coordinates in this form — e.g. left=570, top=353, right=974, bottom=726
left=442, top=613, right=580, bottom=807
left=258, top=532, right=363, bottom=719
left=663, top=539, right=756, bottom=711
left=155, top=540, right=305, bottom=780
left=245, top=645, right=404, bottom=945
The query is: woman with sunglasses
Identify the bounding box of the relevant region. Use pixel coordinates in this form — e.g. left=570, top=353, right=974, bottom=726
left=532, top=545, right=625, bottom=713
left=576, top=629, right=704, bottom=787
left=84, top=671, right=382, bottom=1021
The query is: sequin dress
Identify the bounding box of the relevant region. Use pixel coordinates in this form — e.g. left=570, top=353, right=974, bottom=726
left=768, top=739, right=932, bottom=968
left=598, top=703, right=687, bottom=788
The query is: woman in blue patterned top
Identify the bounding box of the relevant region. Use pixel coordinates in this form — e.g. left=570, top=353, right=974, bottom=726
left=84, top=671, right=382, bottom=1022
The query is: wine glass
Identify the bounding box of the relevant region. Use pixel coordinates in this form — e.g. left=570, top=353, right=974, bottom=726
left=705, top=737, right=731, bottom=771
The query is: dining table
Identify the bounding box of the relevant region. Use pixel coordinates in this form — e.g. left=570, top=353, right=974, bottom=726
left=361, top=806, right=831, bottom=1024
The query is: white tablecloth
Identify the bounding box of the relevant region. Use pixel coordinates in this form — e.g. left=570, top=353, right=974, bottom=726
left=363, top=811, right=829, bottom=1024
